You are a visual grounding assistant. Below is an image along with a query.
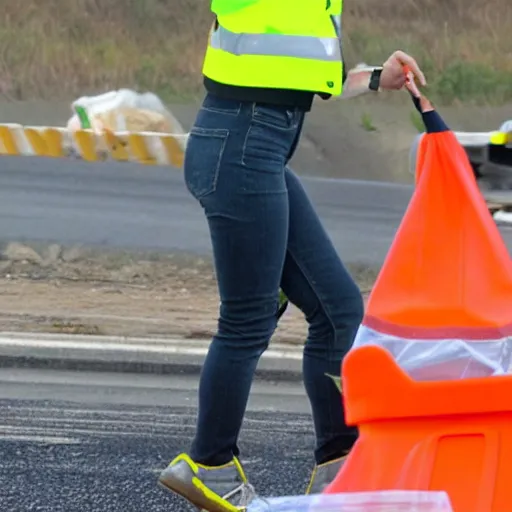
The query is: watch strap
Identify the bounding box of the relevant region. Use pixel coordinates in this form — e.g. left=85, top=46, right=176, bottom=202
left=369, top=68, right=383, bottom=92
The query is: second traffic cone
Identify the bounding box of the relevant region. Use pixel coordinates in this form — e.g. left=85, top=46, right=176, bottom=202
left=326, top=344, right=512, bottom=512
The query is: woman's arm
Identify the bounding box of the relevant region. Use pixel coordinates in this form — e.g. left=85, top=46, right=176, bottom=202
left=335, top=51, right=427, bottom=100
left=339, top=64, right=382, bottom=99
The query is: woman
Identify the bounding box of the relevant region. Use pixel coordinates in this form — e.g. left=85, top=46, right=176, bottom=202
left=159, top=2, right=426, bottom=511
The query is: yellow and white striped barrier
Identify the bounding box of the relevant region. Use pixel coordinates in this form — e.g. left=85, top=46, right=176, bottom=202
left=0, top=123, right=188, bottom=167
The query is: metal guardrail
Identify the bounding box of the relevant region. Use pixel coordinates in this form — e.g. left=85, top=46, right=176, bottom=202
left=409, top=125, right=512, bottom=222
left=410, top=127, right=511, bottom=176
left=0, top=123, right=188, bottom=167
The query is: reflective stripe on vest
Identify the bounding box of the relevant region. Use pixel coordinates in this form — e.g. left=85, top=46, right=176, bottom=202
left=210, top=24, right=342, bottom=62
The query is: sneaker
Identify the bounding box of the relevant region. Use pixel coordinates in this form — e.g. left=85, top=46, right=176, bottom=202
left=158, top=453, right=256, bottom=512
left=305, top=454, right=348, bottom=495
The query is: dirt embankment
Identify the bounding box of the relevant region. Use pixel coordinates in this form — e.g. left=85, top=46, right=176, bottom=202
left=0, top=243, right=375, bottom=343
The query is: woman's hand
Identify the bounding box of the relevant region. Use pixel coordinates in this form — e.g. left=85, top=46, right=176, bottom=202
left=379, top=50, right=427, bottom=91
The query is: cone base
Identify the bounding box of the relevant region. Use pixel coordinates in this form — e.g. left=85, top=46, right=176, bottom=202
left=353, top=325, right=512, bottom=380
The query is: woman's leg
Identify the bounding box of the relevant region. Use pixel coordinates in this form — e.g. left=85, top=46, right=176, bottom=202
left=280, top=167, right=364, bottom=492
left=159, top=95, right=304, bottom=511
left=190, top=121, right=294, bottom=467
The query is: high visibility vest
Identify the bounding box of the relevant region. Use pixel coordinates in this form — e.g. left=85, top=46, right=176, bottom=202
left=203, top=0, right=344, bottom=96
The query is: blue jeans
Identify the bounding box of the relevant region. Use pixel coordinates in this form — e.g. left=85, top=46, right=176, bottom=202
left=184, top=93, right=364, bottom=466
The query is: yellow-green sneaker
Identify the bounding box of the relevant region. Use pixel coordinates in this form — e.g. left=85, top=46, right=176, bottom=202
left=158, top=453, right=256, bottom=512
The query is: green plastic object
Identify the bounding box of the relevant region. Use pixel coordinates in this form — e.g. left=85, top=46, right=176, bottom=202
left=278, top=289, right=287, bottom=308
left=74, top=105, right=92, bottom=129
left=326, top=373, right=343, bottom=393
left=277, top=288, right=289, bottom=320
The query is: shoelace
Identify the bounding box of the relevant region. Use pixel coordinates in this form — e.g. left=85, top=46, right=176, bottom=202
left=198, top=481, right=258, bottom=511
left=224, top=482, right=257, bottom=508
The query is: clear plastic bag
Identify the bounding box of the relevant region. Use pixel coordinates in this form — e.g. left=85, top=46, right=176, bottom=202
left=248, top=491, right=453, bottom=512
left=67, top=88, right=185, bottom=135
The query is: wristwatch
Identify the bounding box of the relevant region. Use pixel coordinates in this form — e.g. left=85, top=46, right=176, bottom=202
left=369, top=67, right=383, bottom=92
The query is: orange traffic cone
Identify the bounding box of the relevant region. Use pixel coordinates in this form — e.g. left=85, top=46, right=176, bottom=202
left=324, top=83, right=512, bottom=511
left=352, top=89, right=512, bottom=380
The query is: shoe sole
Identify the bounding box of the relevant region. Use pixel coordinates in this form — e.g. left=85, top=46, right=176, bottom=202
left=158, top=478, right=245, bottom=512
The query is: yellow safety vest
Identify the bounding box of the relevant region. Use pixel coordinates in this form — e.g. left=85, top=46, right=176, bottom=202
left=203, top=0, right=344, bottom=96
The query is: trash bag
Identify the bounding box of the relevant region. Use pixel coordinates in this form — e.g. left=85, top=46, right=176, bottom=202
left=66, top=88, right=184, bottom=135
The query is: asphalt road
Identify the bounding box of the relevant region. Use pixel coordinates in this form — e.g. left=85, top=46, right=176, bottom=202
left=0, top=155, right=511, bottom=266
left=0, top=368, right=314, bottom=512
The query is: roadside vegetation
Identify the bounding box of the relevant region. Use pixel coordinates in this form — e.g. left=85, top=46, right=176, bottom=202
left=0, top=0, right=510, bottom=105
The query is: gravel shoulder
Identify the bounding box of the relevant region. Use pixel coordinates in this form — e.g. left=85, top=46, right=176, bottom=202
left=0, top=243, right=375, bottom=343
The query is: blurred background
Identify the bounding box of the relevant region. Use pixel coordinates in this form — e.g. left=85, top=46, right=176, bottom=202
left=0, top=0, right=510, bottom=182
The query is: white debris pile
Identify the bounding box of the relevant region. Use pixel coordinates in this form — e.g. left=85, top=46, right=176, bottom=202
left=67, top=89, right=184, bottom=135
left=64, top=89, right=187, bottom=163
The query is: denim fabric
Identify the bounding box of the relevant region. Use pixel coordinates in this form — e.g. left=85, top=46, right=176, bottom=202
left=185, top=93, right=364, bottom=466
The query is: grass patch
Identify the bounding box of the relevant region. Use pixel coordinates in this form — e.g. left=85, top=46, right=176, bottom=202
left=360, top=112, right=377, bottom=132
left=0, top=0, right=510, bottom=105
left=50, top=321, right=102, bottom=335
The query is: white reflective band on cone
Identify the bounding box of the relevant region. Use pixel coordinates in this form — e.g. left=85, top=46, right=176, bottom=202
left=210, top=24, right=342, bottom=61
left=352, top=325, right=512, bottom=380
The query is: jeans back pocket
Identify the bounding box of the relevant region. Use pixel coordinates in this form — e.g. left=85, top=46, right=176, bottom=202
left=184, top=127, right=229, bottom=200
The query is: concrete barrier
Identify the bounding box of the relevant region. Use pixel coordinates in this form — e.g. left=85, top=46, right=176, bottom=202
left=0, top=123, right=188, bottom=167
